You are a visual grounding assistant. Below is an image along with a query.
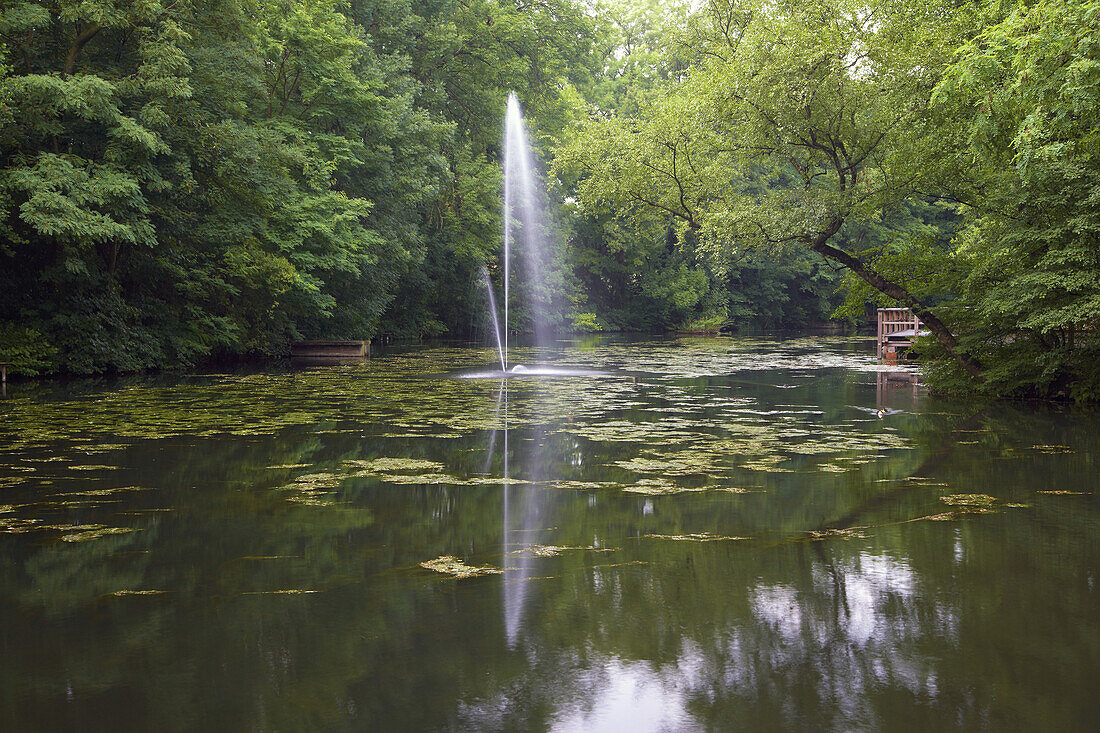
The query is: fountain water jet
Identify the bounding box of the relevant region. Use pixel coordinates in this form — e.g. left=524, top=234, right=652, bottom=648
left=502, top=93, right=553, bottom=365
left=481, top=267, right=506, bottom=372
left=458, top=94, right=604, bottom=380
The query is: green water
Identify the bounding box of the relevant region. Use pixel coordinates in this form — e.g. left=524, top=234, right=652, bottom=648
left=1, top=337, right=1097, bottom=731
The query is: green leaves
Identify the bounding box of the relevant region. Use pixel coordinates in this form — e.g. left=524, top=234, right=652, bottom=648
left=925, top=0, right=1100, bottom=398
left=0, top=0, right=465, bottom=370
left=5, top=153, right=153, bottom=248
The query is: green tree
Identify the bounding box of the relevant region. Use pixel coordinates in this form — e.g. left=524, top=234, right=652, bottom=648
left=926, top=0, right=1100, bottom=398
left=0, top=0, right=433, bottom=372
left=561, top=0, right=985, bottom=366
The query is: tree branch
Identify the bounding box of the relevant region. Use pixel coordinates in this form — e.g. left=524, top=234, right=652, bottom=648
left=64, top=22, right=102, bottom=76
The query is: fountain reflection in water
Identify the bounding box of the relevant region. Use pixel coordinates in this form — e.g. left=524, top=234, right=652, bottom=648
left=473, top=95, right=611, bottom=646
left=483, top=377, right=549, bottom=648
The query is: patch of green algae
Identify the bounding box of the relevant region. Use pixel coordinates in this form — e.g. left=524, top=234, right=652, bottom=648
left=622, top=479, right=706, bottom=496
left=60, top=526, right=139, bottom=542
left=940, top=494, right=998, bottom=514
left=509, top=545, right=615, bottom=557
left=642, top=533, right=746, bottom=542
left=419, top=555, right=502, bottom=579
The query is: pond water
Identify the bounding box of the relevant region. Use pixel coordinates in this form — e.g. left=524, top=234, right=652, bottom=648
left=1, top=336, right=1097, bottom=731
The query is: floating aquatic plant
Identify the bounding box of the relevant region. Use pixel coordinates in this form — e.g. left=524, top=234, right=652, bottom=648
left=286, top=494, right=339, bottom=506
left=940, top=494, right=997, bottom=512
left=622, top=479, right=705, bottom=495
left=614, top=455, right=717, bottom=476
left=60, top=526, right=138, bottom=542
left=642, top=533, right=746, bottom=542
left=509, top=545, right=614, bottom=557
left=59, top=486, right=151, bottom=497
left=419, top=555, right=502, bottom=579
left=0, top=517, right=43, bottom=533
left=345, top=457, right=447, bottom=473
left=807, top=528, right=867, bottom=540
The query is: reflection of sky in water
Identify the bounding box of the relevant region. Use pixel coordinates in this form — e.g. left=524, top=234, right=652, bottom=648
left=548, top=658, right=704, bottom=733
left=458, top=656, right=705, bottom=732
left=741, top=553, right=946, bottom=725
left=463, top=551, right=960, bottom=731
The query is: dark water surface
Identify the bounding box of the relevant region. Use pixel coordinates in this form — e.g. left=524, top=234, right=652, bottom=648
left=1, top=337, right=1097, bottom=731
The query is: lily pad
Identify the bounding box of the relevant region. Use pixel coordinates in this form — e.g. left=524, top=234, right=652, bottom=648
left=59, top=486, right=151, bottom=497
left=623, top=479, right=705, bottom=495
left=347, top=457, right=447, bottom=473
left=0, top=517, right=44, bottom=533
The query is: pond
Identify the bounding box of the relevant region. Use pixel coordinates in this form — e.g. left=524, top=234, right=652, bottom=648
left=1, top=336, right=1097, bottom=731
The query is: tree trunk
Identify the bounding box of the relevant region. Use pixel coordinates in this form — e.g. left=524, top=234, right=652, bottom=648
left=808, top=230, right=985, bottom=380
left=64, top=23, right=102, bottom=77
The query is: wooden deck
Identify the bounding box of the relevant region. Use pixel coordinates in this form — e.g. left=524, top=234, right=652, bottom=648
left=290, top=340, right=369, bottom=361
left=877, top=308, right=925, bottom=361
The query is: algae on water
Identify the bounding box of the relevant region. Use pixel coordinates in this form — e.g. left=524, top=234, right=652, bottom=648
left=60, top=526, right=138, bottom=542
left=509, top=545, right=615, bottom=557
left=642, top=533, right=746, bottom=542
left=940, top=494, right=998, bottom=513
left=345, top=457, right=447, bottom=473
left=420, top=555, right=503, bottom=579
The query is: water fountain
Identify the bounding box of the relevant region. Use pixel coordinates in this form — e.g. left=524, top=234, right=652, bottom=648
left=463, top=94, right=600, bottom=380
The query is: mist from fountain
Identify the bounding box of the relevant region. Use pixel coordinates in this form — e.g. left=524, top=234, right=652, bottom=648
left=503, top=92, right=554, bottom=355
left=481, top=267, right=506, bottom=372
left=460, top=94, right=603, bottom=380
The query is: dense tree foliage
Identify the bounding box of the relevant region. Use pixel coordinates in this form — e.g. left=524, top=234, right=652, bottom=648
left=0, top=0, right=595, bottom=372
left=920, top=0, right=1100, bottom=399
left=562, top=0, right=1100, bottom=398
left=2, top=0, right=1098, bottom=398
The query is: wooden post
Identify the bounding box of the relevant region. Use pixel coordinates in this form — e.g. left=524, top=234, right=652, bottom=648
left=876, top=310, right=884, bottom=358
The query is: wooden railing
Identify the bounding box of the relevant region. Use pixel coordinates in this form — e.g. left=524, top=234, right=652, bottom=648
left=877, top=308, right=922, bottom=358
